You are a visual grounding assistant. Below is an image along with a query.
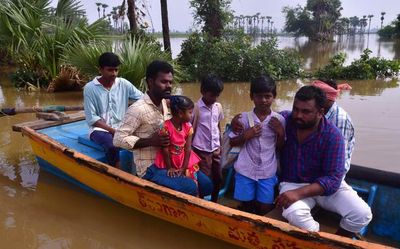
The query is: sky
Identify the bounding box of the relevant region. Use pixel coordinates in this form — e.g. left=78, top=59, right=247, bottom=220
left=67, top=0, right=399, bottom=32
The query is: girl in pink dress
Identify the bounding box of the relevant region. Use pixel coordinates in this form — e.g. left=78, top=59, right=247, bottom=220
left=154, top=95, right=200, bottom=182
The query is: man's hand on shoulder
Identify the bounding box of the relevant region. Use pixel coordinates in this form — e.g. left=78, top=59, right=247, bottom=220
left=231, top=113, right=244, bottom=133
left=268, top=117, right=284, bottom=137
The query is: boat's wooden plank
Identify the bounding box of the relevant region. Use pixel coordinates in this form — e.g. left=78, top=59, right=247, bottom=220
left=12, top=111, right=85, bottom=132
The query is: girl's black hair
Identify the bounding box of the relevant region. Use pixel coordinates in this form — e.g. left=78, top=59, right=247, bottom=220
left=169, top=95, right=194, bottom=115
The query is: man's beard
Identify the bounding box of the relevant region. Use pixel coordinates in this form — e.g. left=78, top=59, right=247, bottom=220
left=294, top=118, right=318, bottom=129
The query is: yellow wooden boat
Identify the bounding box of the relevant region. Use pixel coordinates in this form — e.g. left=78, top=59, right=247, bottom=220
left=13, top=113, right=394, bottom=249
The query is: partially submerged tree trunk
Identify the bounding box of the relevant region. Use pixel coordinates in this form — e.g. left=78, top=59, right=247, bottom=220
left=160, top=0, right=171, bottom=53
left=205, top=0, right=223, bottom=38
left=127, top=0, right=138, bottom=35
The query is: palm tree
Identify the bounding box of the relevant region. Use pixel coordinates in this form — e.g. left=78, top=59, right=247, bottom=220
left=160, top=0, right=171, bottom=53
left=111, top=7, right=118, bottom=29
left=127, top=0, right=138, bottom=35
left=260, top=16, right=265, bottom=35
left=101, top=4, right=108, bottom=18
left=266, top=16, right=272, bottom=33
left=367, top=15, right=374, bottom=34
left=119, top=2, right=126, bottom=33
left=95, top=2, right=102, bottom=19
left=361, top=15, right=367, bottom=34
left=245, top=15, right=251, bottom=34
left=349, top=16, right=360, bottom=34
left=380, top=12, right=386, bottom=29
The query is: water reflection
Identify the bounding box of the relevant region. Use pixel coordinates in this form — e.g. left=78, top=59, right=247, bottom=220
left=348, top=79, right=399, bottom=96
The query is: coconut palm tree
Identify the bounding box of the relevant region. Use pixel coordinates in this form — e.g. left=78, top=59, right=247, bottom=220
left=95, top=2, right=102, bottom=19
left=266, top=16, right=272, bottom=33
left=127, top=0, right=138, bottom=35
left=111, top=7, right=118, bottom=29
left=367, top=14, right=374, bottom=34
left=361, top=15, right=368, bottom=34
left=160, top=0, right=171, bottom=53
left=270, top=21, right=274, bottom=33
left=119, top=2, right=126, bottom=33
left=260, top=16, right=265, bottom=35
left=380, top=12, right=386, bottom=29
left=101, top=4, right=108, bottom=18
left=349, top=16, right=360, bottom=34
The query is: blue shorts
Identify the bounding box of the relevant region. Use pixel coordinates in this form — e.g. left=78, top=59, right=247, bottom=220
left=234, top=173, right=278, bottom=204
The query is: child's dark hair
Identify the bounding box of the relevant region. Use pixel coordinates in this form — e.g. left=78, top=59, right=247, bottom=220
left=295, top=86, right=326, bottom=109
left=250, top=75, right=277, bottom=97
left=201, top=74, right=224, bottom=95
left=99, top=52, right=121, bottom=68
left=170, top=95, right=194, bottom=115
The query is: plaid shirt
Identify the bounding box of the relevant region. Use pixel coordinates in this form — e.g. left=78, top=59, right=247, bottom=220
left=280, top=111, right=345, bottom=196
left=325, top=102, right=355, bottom=173
left=113, top=93, right=170, bottom=177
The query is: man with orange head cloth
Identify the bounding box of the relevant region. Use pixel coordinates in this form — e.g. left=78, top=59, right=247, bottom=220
left=312, top=79, right=355, bottom=175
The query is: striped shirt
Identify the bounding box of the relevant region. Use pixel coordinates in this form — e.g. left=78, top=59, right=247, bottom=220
left=325, top=102, right=355, bottom=173
left=280, top=111, right=345, bottom=196
left=113, top=93, right=170, bottom=177
left=83, top=77, right=143, bottom=135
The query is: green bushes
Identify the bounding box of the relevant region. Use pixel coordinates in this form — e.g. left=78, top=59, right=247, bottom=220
left=0, top=0, right=110, bottom=90
left=315, top=49, right=400, bottom=80
left=64, top=38, right=179, bottom=91
left=177, top=31, right=302, bottom=81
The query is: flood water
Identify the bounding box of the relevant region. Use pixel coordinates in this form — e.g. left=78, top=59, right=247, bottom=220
left=1, top=35, right=400, bottom=248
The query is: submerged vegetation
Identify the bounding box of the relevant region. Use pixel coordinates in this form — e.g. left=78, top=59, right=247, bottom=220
left=178, top=32, right=302, bottom=81
left=315, top=49, right=400, bottom=80
left=178, top=0, right=302, bottom=81
left=378, top=14, right=400, bottom=39
left=0, top=0, right=399, bottom=90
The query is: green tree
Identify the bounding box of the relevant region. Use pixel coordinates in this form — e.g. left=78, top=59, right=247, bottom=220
left=190, top=0, right=232, bottom=38
left=378, top=14, right=400, bottom=39
left=282, top=5, right=313, bottom=37
left=283, top=0, right=343, bottom=41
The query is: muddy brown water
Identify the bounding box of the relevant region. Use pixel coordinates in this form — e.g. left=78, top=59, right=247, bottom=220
left=1, top=73, right=399, bottom=248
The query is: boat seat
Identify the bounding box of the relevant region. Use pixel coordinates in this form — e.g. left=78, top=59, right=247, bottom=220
left=77, top=136, right=135, bottom=174
left=204, top=166, right=234, bottom=201
left=350, top=183, right=378, bottom=236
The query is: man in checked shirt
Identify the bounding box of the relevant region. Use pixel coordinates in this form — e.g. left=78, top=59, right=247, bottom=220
left=275, top=86, right=372, bottom=238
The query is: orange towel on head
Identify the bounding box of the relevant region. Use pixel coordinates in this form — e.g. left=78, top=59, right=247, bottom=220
left=312, top=80, right=339, bottom=101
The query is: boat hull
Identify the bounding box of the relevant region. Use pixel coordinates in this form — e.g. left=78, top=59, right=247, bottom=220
left=23, top=126, right=388, bottom=249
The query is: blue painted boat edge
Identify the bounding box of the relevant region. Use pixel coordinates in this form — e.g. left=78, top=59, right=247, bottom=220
left=36, top=156, right=111, bottom=201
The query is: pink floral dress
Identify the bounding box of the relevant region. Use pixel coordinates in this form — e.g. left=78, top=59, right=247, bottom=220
left=154, top=120, right=200, bottom=180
